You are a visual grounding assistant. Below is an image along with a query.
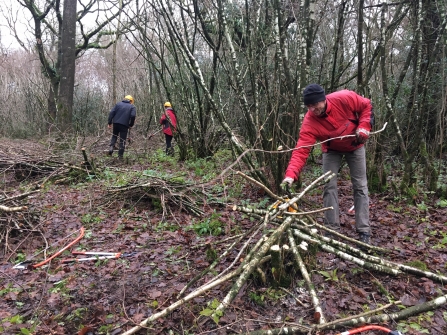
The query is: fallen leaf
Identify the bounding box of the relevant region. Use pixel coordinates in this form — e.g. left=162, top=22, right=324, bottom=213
left=400, top=293, right=417, bottom=306
left=149, top=290, right=162, bottom=299
left=78, top=326, right=94, bottom=335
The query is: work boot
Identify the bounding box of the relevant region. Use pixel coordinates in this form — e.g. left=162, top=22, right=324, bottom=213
left=358, top=232, right=371, bottom=244
left=108, top=146, right=114, bottom=156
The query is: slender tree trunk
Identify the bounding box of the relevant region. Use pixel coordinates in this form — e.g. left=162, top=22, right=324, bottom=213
left=112, top=0, right=123, bottom=104
left=400, top=0, right=423, bottom=194
left=271, top=0, right=300, bottom=188
left=47, top=80, right=59, bottom=132
left=330, top=1, right=347, bottom=91
left=357, top=0, right=364, bottom=95
left=412, top=1, right=447, bottom=191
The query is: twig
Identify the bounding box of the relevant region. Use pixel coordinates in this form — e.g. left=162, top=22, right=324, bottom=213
left=177, top=233, right=247, bottom=298
left=217, top=123, right=388, bottom=181
left=209, top=223, right=264, bottom=283
left=277, top=171, right=336, bottom=211
left=287, top=229, right=326, bottom=324
left=0, top=190, right=40, bottom=204
left=315, top=300, right=401, bottom=329
left=120, top=256, right=271, bottom=335
left=191, top=234, right=243, bottom=249
left=4, top=221, right=45, bottom=262
left=236, top=171, right=285, bottom=203
left=279, top=287, right=308, bottom=308
left=0, top=204, right=28, bottom=212
left=282, top=206, right=333, bottom=216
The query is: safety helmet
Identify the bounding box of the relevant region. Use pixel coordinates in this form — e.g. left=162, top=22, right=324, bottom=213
left=164, top=101, right=171, bottom=108
left=125, top=95, right=134, bottom=104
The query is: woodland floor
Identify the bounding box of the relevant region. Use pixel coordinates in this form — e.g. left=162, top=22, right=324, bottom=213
left=1, top=136, right=447, bottom=335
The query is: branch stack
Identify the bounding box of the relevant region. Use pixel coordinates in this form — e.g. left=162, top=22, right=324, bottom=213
left=107, top=176, right=205, bottom=216
left=119, top=171, right=447, bottom=335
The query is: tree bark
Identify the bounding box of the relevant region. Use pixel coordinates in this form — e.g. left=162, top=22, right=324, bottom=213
left=58, top=0, right=77, bottom=132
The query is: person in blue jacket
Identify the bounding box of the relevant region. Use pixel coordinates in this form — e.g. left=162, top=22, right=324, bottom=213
left=107, top=95, right=136, bottom=159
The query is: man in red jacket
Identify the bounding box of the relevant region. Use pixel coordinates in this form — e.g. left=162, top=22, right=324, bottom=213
left=160, top=102, right=177, bottom=156
left=281, top=84, right=374, bottom=244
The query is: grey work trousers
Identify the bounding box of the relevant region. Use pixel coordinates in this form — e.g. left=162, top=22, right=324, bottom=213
left=110, top=123, right=129, bottom=157
left=322, top=146, right=370, bottom=234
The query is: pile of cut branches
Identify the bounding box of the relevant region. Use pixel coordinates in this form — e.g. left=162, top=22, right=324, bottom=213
left=107, top=176, right=205, bottom=217
left=0, top=189, right=40, bottom=257
left=118, top=171, right=447, bottom=335
left=0, top=143, right=98, bottom=184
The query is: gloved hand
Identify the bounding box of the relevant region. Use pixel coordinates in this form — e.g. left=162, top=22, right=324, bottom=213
left=280, top=177, right=294, bottom=193
left=355, top=128, right=370, bottom=144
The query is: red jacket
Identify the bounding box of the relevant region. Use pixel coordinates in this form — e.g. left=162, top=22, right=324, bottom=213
left=285, top=90, right=374, bottom=180
left=160, top=108, right=177, bottom=136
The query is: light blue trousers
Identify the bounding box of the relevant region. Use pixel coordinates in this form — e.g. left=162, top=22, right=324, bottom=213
left=322, top=146, right=370, bottom=234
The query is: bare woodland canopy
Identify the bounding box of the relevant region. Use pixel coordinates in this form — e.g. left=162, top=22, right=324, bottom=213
left=0, top=0, right=446, bottom=193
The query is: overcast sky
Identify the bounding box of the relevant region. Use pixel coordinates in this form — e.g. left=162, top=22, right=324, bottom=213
left=0, top=1, right=30, bottom=49
left=0, top=0, right=117, bottom=51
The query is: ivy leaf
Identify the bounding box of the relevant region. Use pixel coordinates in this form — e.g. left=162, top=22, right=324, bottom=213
left=200, top=308, right=213, bottom=317
left=210, top=298, right=220, bottom=309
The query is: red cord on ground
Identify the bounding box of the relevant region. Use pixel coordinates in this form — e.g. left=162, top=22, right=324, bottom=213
left=32, top=226, right=85, bottom=268
left=336, top=325, right=395, bottom=335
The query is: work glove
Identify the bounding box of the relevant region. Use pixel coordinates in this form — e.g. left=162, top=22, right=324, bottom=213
left=280, top=177, right=294, bottom=194
left=355, top=128, right=370, bottom=144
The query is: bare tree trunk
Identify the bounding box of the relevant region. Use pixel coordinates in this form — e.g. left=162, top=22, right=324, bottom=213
left=19, top=0, right=127, bottom=135
left=58, top=0, right=77, bottom=132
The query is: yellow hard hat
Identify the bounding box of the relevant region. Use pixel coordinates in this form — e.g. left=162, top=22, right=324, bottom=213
left=125, top=95, right=134, bottom=104
left=164, top=101, right=171, bottom=107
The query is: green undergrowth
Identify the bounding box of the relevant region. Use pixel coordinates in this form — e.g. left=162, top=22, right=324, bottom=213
left=188, top=211, right=224, bottom=236
left=98, top=148, right=234, bottom=187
